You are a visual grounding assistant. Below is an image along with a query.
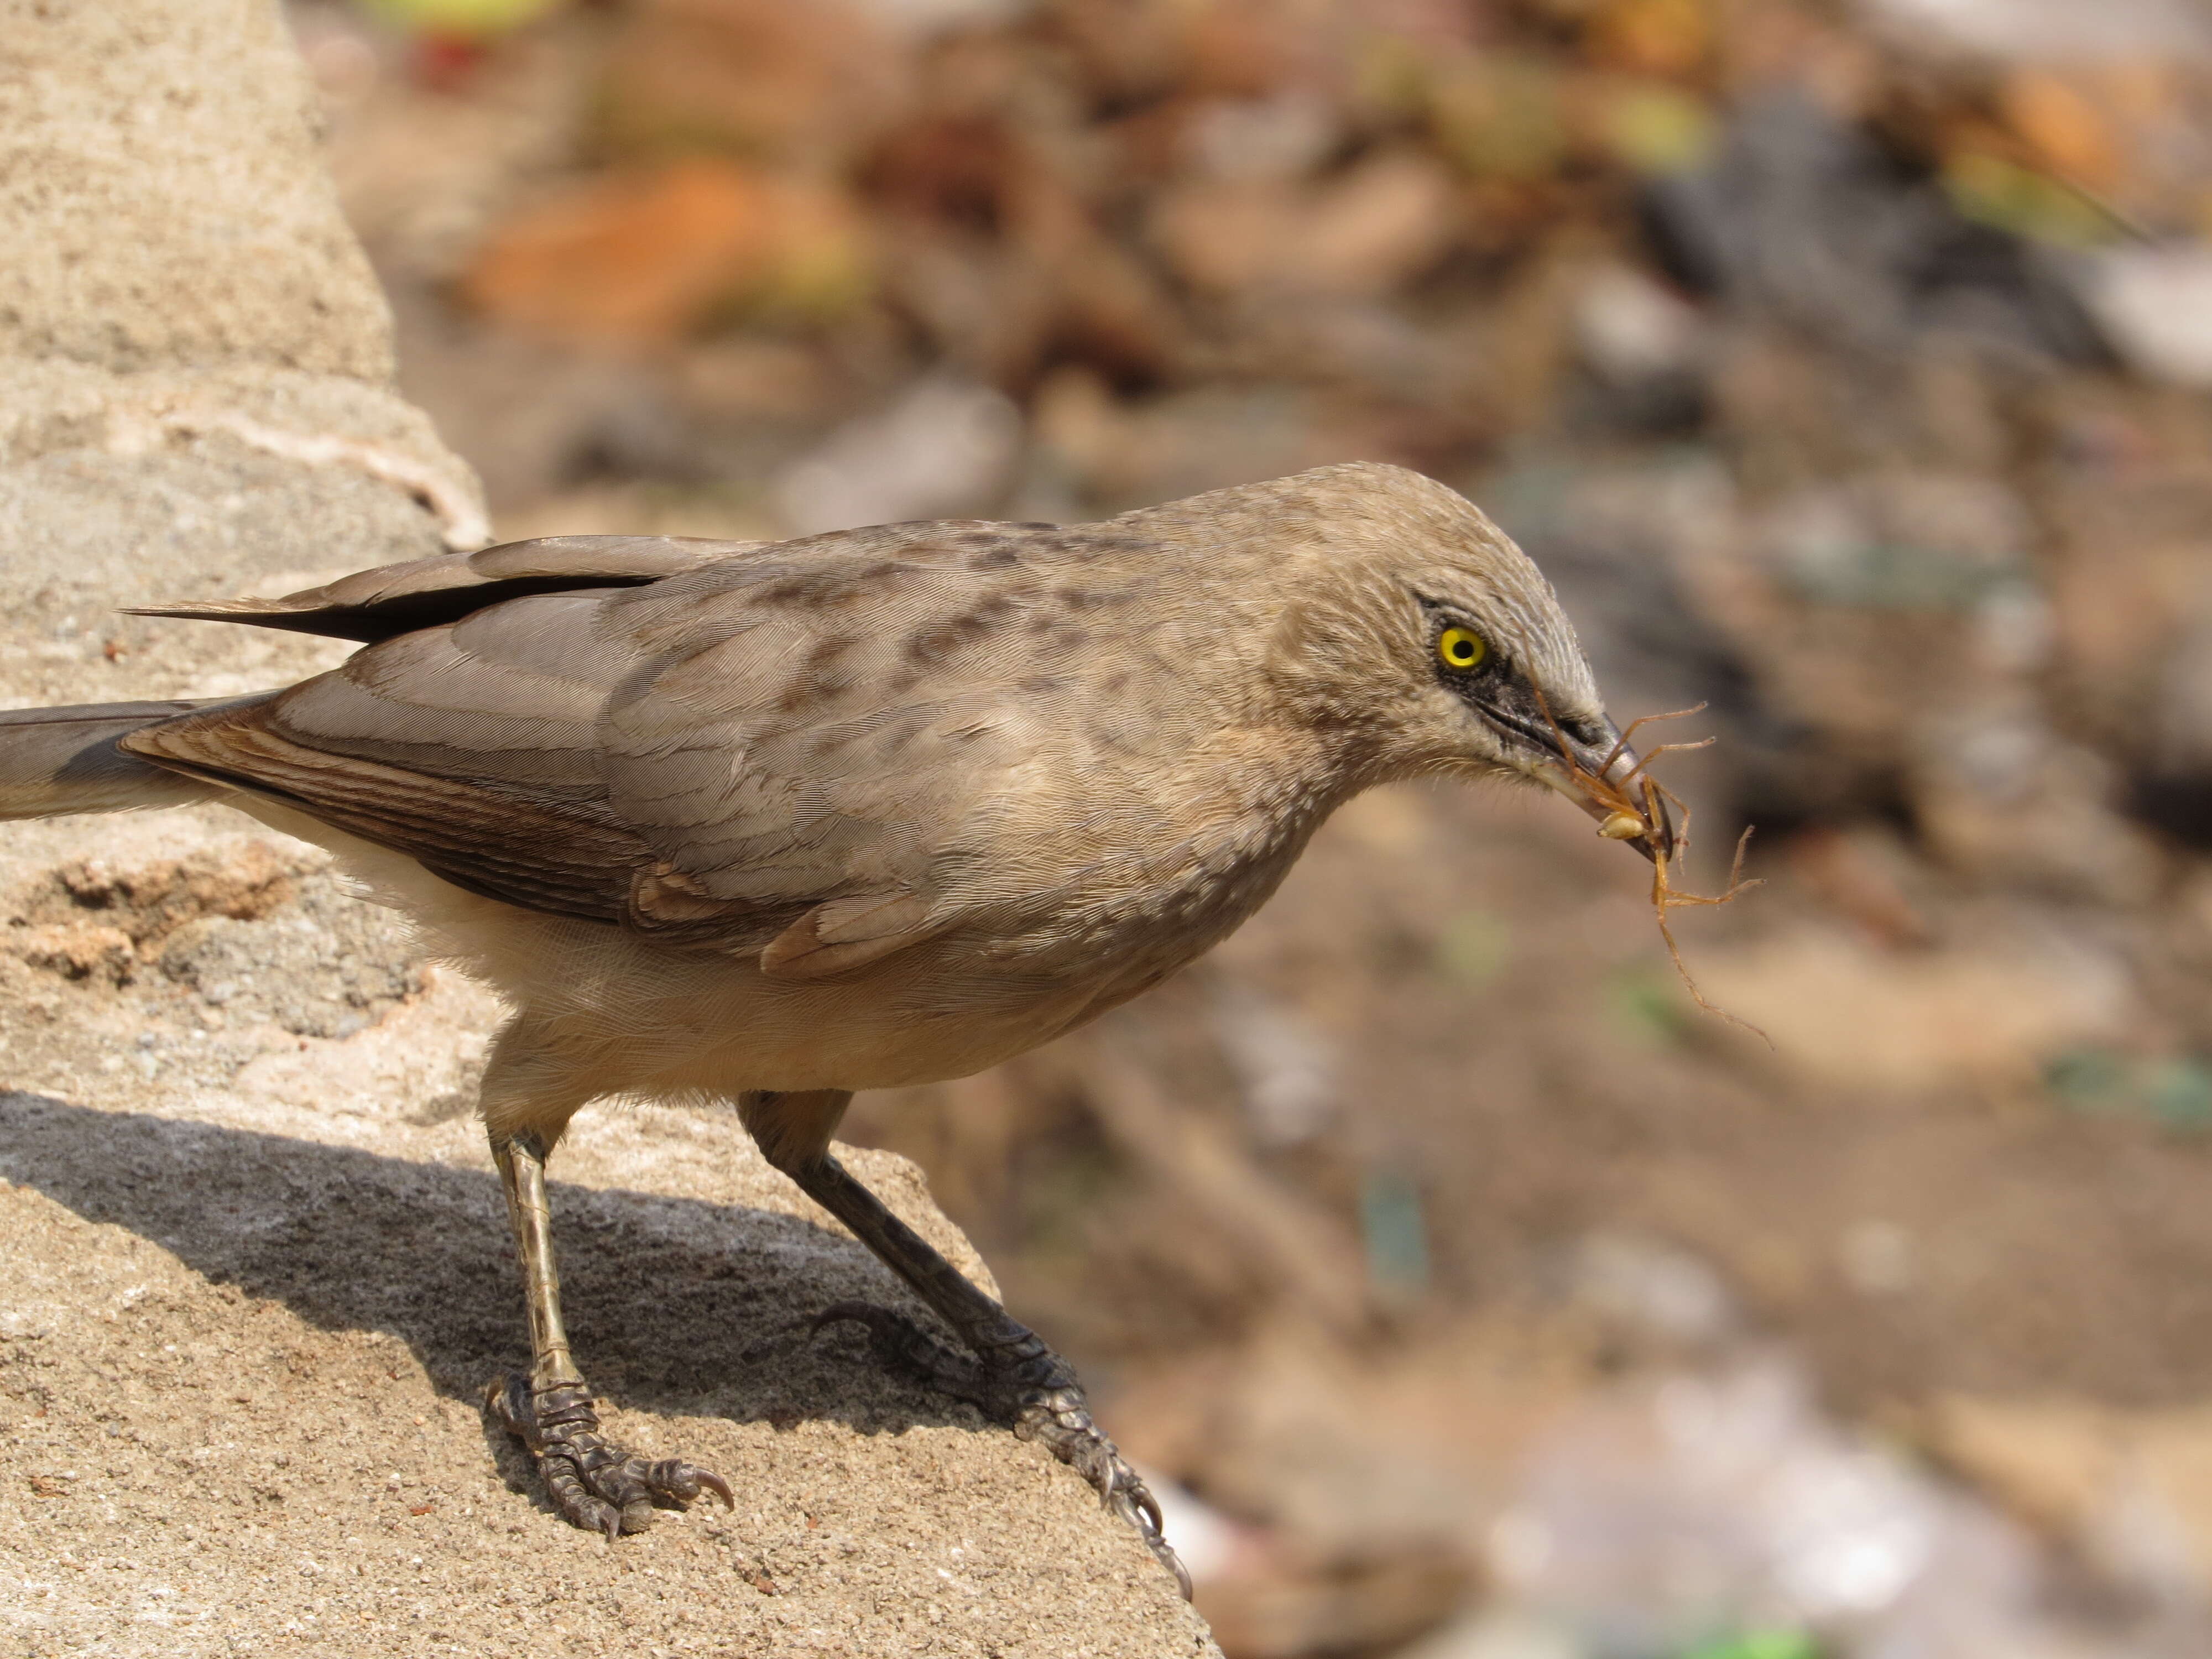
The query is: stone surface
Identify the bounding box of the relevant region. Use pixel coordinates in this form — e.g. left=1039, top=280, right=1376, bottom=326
left=0, top=1026, right=1208, bottom=1657
left=0, top=0, right=487, bottom=656
left=0, top=0, right=389, bottom=378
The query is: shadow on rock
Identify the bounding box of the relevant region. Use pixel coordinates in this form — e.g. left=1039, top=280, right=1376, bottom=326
left=0, top=1091, right=982, bottom=1441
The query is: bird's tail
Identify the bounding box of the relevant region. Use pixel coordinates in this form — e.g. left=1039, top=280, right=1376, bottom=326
left=0, top=700, right=233, bottom=819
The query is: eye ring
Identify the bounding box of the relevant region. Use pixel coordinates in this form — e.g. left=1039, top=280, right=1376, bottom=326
left=1436, top=625, right=1489, bottom=672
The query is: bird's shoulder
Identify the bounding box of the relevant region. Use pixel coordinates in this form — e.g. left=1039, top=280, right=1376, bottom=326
left=596, top=516, right=1183, bottom=663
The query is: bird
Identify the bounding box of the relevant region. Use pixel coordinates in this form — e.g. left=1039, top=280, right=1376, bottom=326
left=0, top=461, right=1669, bottom=1594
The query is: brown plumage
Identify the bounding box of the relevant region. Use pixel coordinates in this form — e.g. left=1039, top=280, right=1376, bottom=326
left=0, top=462, right=1665, bottom=1590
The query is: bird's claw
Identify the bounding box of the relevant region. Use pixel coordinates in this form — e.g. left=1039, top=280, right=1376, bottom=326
left=811, top=1303, right=1191, bottom=1598
left=1011, top=1379, right=1192, bottom=1599
left=485, top=1373, right=732, bottom=1538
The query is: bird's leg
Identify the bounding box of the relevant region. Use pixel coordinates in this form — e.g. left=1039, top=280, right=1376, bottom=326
left=740, top=1089, right=1188, bottom=1595
left=483, top=1128, right=731, bottom=1538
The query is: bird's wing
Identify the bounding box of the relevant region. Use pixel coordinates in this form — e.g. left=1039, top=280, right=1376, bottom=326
left=591, top=538, right=1061, bottom=973
left=124, top=535, right=764, bottom=643
left=123, top=524, right=1072, bottom=974
left=123, top=588, right=662, bottom=922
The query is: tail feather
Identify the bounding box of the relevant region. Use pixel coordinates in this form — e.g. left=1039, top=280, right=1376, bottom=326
left=0, top=700, right=235, bottom=819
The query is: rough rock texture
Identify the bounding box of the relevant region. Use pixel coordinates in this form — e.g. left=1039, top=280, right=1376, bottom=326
left=0, top=3, right=1213, bottom=1653
left=0, top=0, right=389, bottom=376
left=0, top=988, right=1207, bottom=1657
left=0, top=0, right=487, bottom=670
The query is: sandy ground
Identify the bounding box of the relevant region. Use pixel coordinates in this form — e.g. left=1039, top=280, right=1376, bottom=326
left=0, top=809, right=1212, bottom=1656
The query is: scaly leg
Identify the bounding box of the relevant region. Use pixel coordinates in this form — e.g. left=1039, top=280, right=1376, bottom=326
left=741, top=1089, right=1189, bottom=1597
left=483, top=1127, right=732, bottom=1538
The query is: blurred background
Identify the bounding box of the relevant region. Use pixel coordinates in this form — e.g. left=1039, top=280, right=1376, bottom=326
left=288, top=1, right=2212, bottom=1653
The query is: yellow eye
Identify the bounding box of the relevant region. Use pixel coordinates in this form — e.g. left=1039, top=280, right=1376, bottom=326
left=1437, top=626, right=1488, bottom=672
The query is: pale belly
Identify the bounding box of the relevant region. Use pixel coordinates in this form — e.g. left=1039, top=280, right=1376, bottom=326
left=238, top=794, right=1306, bottom=1102
left=486, top=889, right=1260, bottom=1097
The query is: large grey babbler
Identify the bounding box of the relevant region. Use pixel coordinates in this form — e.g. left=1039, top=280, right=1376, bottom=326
left=0, top=462, right=1669, bottom=1594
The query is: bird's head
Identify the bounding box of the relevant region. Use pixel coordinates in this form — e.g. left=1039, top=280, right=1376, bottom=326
left=1240, top=462, right=1675, bottom=863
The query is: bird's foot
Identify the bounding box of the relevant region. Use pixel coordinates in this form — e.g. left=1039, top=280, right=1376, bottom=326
left=813, top=1301, right=1191, bottom=1597
left=485, top=1373, right=732, bottom=1540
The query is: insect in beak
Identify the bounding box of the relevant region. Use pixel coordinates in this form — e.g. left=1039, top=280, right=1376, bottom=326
left=1529, top=701, right=1683, bottom=868
left=1524, top=691, right=1765, bottom=1039
left=1537, top=747, right=1677, bottom=866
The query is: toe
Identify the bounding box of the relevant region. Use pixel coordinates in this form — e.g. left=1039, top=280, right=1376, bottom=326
left=485, top=1373, right=539, bottom=1449
left=643, top=1458, right=734, bottom=1509
left=1115, top=1464, right=1166, bottom=1540
left=483, top=1374, right=685, bottom=1538
left=539, top=1447, right=624, bottom=1539
left=808, top=1317, right=1193, bottom=1598
left=574, top=1446, right=658, bottom=1530
left=1105, top=1465, right=1190, bottom=1598
left=1015, top=1389, right=1193, bottom=1598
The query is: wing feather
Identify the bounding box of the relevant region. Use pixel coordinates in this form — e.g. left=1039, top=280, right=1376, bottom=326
left=122, top=702, right=649, bottom=920
left=122, top=519, right=1104, bottom=969
left=126, top=535, right=764, bottom=643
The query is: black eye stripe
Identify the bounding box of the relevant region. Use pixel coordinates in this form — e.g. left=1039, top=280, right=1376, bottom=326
left=1418, top=602, right=1602, bottom=759
left=1482, top=704, right=1564, bottom=756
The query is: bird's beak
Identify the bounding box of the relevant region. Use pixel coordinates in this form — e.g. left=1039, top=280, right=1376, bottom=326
left=1532, top=726, right=1677, bottom=866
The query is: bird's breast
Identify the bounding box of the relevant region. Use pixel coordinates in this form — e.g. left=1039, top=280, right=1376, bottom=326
left=957, top=753, right=1340, bottom=987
